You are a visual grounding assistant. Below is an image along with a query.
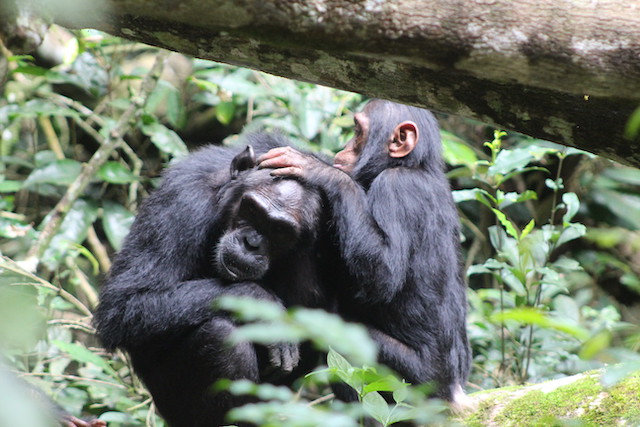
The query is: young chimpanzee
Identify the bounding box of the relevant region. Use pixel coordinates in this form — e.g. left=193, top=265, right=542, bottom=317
left=94, top=134, right=328, bottom=427
left=258, top=100, right=472, bottom=407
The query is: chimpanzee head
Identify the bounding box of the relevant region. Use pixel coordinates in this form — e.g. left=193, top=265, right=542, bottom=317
left=333, top=99, right=443, bottom=187
left=215, top=146, right=322, bottom=282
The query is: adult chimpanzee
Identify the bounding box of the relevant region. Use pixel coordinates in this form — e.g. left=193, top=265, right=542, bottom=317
left=94, top=134, right=328, bottom=427
left=258, top=99, right=471, bottom=407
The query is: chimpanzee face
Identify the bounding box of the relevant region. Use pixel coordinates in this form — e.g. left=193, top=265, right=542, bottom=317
left=215, top=155, right=321, bottom=282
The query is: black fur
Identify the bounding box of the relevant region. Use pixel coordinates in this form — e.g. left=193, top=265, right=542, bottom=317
left=308, top=100, right=471, bottom=402
left=94, top=134, right=327, bottom=427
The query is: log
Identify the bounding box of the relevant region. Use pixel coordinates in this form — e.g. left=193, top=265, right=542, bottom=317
left=3, top=0, right=640, bottom=165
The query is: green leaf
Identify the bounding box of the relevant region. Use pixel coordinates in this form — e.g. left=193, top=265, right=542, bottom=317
left=23, top=159, right=82, bottom=187
left=292, top=309, right=377, bottom=365
left=102, top=201, right=135, bottom=250
left=556, top=223, right=586, bottom=247
left=501, top=269, right=526, bottom=296
left=603, top=167, right=640, bottom=186
left=579, top=330, right=611, bottom=360
left=13, top=65, right=48, bottom=76
left=452, top=189, right=479, bottom=203
left=624, top=106, right=640, bottom=139
left=520, top=219, right=536, bottom=240
left=97, top=161, right=137, bottom=184
left=15, top=99, right=81, bottom=118
left=41, top=199, right=98, bottom=270
left=298, top=97, right=324, bottom=140
left=141, top=122, right=188, bottom=157
left=362, top=375, right=404, bottom=395
left=52, top=340, right=119, bottom=378
left=392, top=384, right=409, bottom=403
left=502, top=166, right=549, bottom=183
left=489, top=148, right=535, bottom=176
left=223, top=379, right=294, bottom=401
left=362, top=391, right=390, bottom=425
left=215, top=100, right=236, bottom=125
left=562, top=192, right=580, bottom=224
left=476, top=189, right=497, bottom=209
left=491, top=308, right=589, bottom=340
left=215, top=296, right=286, bottom=323
left=327, top=347, right=353, bottom=373
left=0, top=180, right=21, bottom=192
left=492, top=208, right=519, bottom=239
left=441, top=131, right=478, bottom=167
left=145, top=80, right=185, bottom=128
left=593, top=188, right=640, bottom=229
left=545, top=177, right=564, bottom=190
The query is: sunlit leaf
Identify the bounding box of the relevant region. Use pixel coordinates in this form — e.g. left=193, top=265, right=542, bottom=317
left=52, top=340, right=119, bottom=378
left=556, top=223, right=586, bottom=247
left=145, top=80, right=185, bottom=128
left=491, top=308, right=589, bottom=340
left=215, top=100, right=236, bottom=125
left=489, top=148, right=535, bottom=176
left=41, top=199, right=98, bottom=270
left=520, top=219, right=536, bottom=240
left=624, top=106, right=640, bottom=139
left=102, top=201, right=135, bottom=250
left=579, top=331, right=611, bottom=360
left=221, top=379, right=294, bottom=401
left=492, top=209, right=519, bottom=239
left=603, top=167, right=640, bottom=186
left=141, top=122, right=188, bottom=157
left=593, top=188, right=640, bottom=229
left=23, top=159, right=82, bottom=187
left=362, top=391, right=390, bottom=424
left=562, top=192, right=580, bottom=224
left=97, top=161, right=137, bottom=184
left=0, top=180, right=21, bottom=192
left=441, top=131, right=478, bottom=167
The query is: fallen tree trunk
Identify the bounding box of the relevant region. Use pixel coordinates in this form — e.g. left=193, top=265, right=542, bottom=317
left=461, top=370, right=640, bottom=426
left=3, top=0, right=640, bottom=165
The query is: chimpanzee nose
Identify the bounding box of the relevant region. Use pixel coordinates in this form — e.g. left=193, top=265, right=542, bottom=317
left=243, top=231, right=263, bottom=251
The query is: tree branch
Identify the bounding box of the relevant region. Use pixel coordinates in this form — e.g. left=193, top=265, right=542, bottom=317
left=14, top=0, right=640, bottom=165
left=24, top=51, right=169, bottom=268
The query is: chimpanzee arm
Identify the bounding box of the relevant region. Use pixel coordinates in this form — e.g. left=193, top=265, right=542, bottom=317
left=95, top=145, right=246, bottom=349
left=259, top=149, right=435, bottom=303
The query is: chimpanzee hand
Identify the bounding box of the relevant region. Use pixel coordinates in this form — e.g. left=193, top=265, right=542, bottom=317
left=257, top=147, right=333, bottom=180
left=266, top=341, right=300, bottom=373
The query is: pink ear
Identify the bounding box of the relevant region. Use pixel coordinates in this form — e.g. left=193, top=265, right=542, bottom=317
left=389, top=121, right=418, bottom=158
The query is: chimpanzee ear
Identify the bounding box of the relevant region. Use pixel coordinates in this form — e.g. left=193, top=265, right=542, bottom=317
left=230, top=145, right=256, bottom=178
left=389, top=121, right=418, bottom=158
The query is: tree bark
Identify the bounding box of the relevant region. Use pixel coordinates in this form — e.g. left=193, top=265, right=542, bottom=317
left=8, top=0, right=640, bottom=165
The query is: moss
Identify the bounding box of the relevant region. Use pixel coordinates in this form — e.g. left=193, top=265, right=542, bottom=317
left=461, top=371, right=640, bottom=426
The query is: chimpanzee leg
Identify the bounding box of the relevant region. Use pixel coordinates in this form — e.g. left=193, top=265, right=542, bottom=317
left=133, top=315, right=260, bottom=427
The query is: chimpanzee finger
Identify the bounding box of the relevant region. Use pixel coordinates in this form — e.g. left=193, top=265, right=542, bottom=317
left=256, top=147, right=291, bottom=164
left=267, top=342, right=300, bottom=372
left=269, top=166, right=303, bottom=178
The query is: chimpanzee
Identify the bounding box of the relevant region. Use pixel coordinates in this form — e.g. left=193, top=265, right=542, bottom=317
left=258, top=99, right=472, bottom=407
left=94, top=133, right=328, bottom=427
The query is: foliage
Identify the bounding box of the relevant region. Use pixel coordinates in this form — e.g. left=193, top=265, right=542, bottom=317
left=1, top=27, right=640, bottom=426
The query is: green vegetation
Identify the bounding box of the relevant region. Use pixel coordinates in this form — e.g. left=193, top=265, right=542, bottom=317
left=1, top=29, right=640, bottom=425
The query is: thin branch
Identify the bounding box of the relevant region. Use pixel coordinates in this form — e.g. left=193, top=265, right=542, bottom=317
left=25, top=50, right=169, bottom=266
left=86, top=225, right=112, bottom=273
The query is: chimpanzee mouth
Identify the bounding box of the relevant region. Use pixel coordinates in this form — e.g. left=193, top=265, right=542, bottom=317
left=217, top=250, right=268, bottom=282
left=218, top=256, right=240, bottom=281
